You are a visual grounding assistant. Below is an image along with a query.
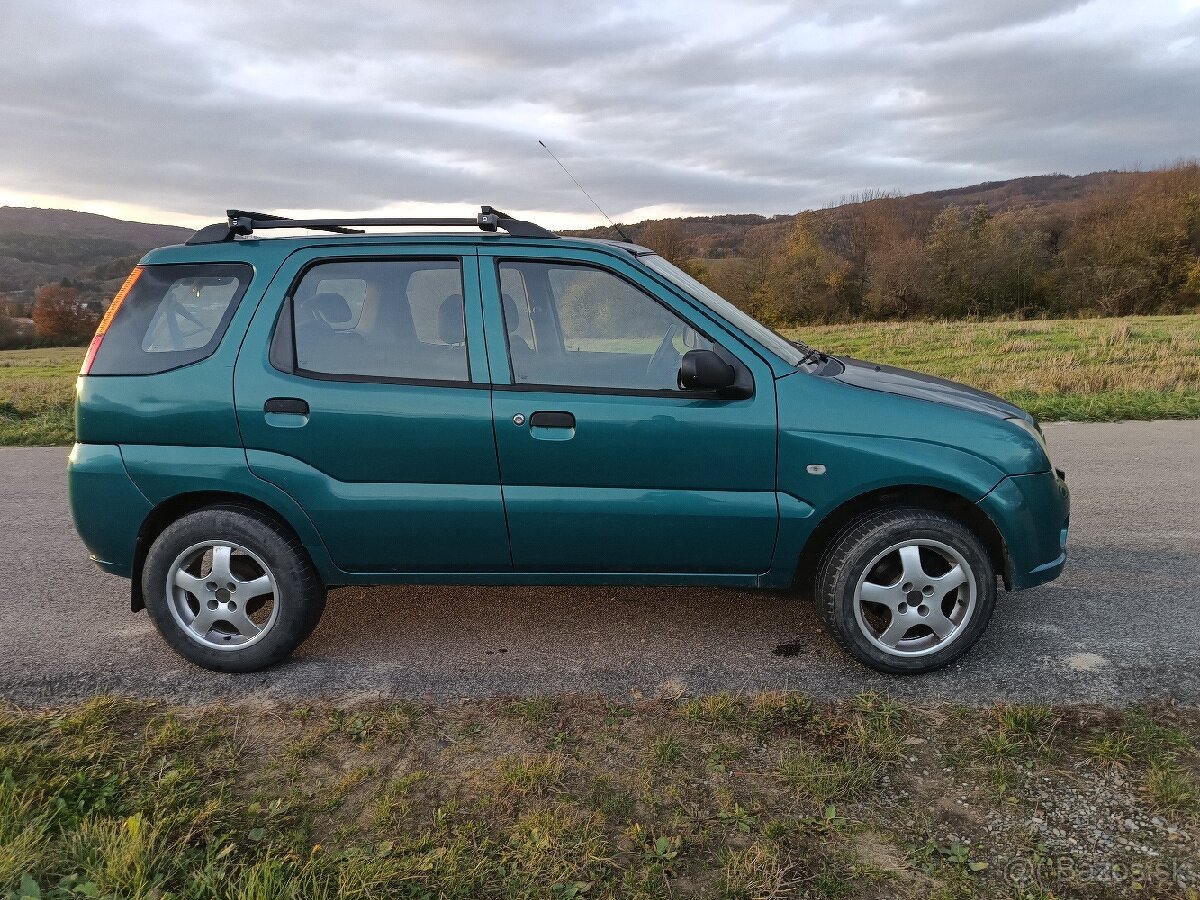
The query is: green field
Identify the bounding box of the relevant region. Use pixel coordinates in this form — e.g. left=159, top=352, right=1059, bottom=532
left=1, top=314, right=1198, bottom=445
left=0, top=347, right=80, bottom=446
left=787, top=314, right=1200, bottom=422
left=3, top=695, right=1197, bottom=899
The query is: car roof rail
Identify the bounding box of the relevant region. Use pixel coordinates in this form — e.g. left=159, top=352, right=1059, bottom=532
left=185, top=205, right=558, bottom=244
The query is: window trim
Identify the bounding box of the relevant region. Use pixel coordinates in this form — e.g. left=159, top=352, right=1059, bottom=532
left=489, top=381, right=741, bottom=400
left=491, top=257, right=753, bottom=400
left=270, top=254, right=478, bottom=388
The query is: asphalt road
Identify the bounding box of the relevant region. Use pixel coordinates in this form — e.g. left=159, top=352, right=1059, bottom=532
left=1, top=420, right=1198, bottom=707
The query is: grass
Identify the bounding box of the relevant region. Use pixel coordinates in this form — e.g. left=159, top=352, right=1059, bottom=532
left=4, top=695, right=1198, bottom=899
left=0, top=347, right=79, bottom=446
left=1, top=314, right=1198, bottom=445
left=786, top=313, right=1200, bottom=422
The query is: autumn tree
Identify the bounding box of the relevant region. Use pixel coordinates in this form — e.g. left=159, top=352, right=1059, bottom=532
left=639, top=219, right=686, bottom=265
left=758, top=212, right=851, bottom=323
left=704, top=222, right=787, bottom=321
left=819, top=190, right=922, bottom=315
left=973, top=209, right=1052, bottom=316
left=32, top=282, right=99, bottom=342
left=1056, top=164, right=1200, bottom=315
left=924, top=207, right=974, bottom=317
left=857, top=195, right=936, bottom=318
left=864, top=236, right=929, bottom=318
left=638, top=218, right=710, bottom=282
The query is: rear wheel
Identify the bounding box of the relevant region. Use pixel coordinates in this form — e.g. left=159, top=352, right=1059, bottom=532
left=142, top=506, right=325, bottom=672
left=815, top=507, right=996, bottom=674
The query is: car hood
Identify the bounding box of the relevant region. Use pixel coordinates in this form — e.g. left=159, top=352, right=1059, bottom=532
left=831, top=357, right=1033, bottom=423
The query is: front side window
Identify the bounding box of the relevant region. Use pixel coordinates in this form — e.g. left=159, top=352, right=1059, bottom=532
left=498, top=261, right=714, bottom=392
left=288, top=259, right=468, bottom=382
left=641, top=254, right=806, bottom=367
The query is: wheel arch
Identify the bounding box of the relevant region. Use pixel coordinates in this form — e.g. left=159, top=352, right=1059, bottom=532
left=130, top=491, right=314, bottom=611
left=791, top=484, right=1010, bottom=598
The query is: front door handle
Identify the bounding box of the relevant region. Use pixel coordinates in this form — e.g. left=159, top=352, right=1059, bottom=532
left=264, top=397, right=309, bottom=415
left=529, top=411, right=575, bottom=428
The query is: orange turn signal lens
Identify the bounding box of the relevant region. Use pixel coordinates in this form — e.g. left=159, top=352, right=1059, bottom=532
left=81, top=265, right=143, bottom=375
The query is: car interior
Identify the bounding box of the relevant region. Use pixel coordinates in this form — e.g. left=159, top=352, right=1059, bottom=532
left=292, top=261, right=470, bottom=382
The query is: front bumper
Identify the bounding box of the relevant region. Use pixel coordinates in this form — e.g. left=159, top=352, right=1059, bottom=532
left=976, top=468, right=1070, bottom=590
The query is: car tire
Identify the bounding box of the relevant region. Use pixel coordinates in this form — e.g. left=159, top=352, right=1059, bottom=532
left=142, top=505, right=326, bottom=673
left=815, top=506, right=996, bottom=675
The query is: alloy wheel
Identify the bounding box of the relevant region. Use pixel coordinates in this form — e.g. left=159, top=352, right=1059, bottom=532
left=165, top=541, right=280, bottom=651
left=852, top=538, right=977, bottom=657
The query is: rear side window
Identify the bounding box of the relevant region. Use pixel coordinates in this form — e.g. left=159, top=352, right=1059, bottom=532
left=89, top=264, right=252, bottom=375
left=278, top=259, right=470, bottom=383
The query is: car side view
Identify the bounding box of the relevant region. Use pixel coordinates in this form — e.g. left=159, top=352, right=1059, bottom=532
left=68, top=207, right=1070, bottom=675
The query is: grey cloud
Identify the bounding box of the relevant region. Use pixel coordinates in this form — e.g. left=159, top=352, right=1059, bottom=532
left=0, top=0, right=1195, bottom=224
left=884, top=0, right=1088, bottom=42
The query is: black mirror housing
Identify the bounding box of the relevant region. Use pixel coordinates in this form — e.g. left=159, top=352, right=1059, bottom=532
left=680, top=349, right=736, bottom=392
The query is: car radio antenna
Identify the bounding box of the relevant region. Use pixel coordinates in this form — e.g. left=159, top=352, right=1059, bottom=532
left=538, top=140, right=633, bottom=243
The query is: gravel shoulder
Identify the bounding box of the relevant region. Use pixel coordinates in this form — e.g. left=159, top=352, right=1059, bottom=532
left=1, top=420, right=1197, bottom=707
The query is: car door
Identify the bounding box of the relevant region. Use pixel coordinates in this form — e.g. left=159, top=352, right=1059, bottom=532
left=234, top=244, right=512, bottom=573
left=480, top=246, right=780, bottom=574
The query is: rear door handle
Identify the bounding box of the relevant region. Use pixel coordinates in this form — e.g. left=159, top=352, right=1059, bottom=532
left=529, top=411, right=575, bottom=428
left=264, top=397, right=309, bottom=415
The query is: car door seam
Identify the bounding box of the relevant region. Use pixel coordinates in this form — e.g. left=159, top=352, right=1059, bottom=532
left=476, top=252, right=517, bottom=569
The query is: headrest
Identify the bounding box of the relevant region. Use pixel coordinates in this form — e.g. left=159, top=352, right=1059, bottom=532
left=502, top=293, right=520, bottom=333
left=309, top=292, right=352, bottom=325
left=438, top=294, right=465, bottom=344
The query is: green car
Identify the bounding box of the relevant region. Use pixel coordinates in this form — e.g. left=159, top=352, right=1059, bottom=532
left=68, top=207, right=1069, bottom=675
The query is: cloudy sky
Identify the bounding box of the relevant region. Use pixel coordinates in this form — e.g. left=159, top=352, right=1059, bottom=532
left=0, top=0, right=1197, bottom=229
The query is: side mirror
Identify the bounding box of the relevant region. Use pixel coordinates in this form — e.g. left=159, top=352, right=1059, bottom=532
left=679, top=349, right=736, bottom=391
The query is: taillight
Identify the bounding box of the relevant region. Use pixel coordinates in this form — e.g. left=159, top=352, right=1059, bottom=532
left=81, top=266, right=142, bottom=375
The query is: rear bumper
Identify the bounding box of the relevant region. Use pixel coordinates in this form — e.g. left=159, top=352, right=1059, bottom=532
left=977, top=469, right=1070, bottom=590
left=67, top=443, right=150, bottom=579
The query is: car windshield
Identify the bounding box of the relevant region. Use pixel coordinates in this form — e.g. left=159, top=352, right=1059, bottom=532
left=640, top=254, right=807, bottom=367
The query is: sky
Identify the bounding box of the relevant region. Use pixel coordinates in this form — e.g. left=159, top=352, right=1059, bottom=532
left=0, top=0, right=1197, bottom=230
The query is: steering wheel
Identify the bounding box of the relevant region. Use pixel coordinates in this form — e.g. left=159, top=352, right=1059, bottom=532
left=645, top=322, right=689, bottom=385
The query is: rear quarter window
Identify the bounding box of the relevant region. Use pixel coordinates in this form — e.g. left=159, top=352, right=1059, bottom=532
left=89, top=264, right=253, bottom=375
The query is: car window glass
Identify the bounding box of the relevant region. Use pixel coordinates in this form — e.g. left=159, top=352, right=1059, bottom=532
left=89, top=263, right=252, bottom=375
left=498, top=265, right=535, bottom=346
left=642, top=253, right=805, bottom=366
left=407, top=266, right=462, bottom=345
left=141, top=275, right=242, bottom=352
left=291, top=259, right=468, bottom=382
left=305, top=278, right=366, bottom=330
left=498, top=261, right=713, bottom=391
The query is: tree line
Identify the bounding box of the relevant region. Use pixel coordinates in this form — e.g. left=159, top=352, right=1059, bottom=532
left=639, top=163, right=1200, bottom=325
left=0, top=280, right=101, bottom=349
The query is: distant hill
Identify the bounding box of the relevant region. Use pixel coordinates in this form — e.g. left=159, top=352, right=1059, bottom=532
left=912, top=171, right=1141, bottom=210
left=0, top=207, right=191, bottom=305
left=0, top=207, right=191, bottom=247
left=565, top=170, right=1146, bottom=258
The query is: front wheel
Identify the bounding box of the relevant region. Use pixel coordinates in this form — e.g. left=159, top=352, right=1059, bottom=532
left=815, top=507, right=996, bottom=674
left=142, top=506, right=326, bottom=672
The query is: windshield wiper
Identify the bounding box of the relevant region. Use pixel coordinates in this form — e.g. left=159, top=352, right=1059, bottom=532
left=790, top=338, right=827, bottom=365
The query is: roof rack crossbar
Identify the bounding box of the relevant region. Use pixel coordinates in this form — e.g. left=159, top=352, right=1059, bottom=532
left=227, top=209, right=363, bottom=236
left=186, top=206, right=557, bottom=244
